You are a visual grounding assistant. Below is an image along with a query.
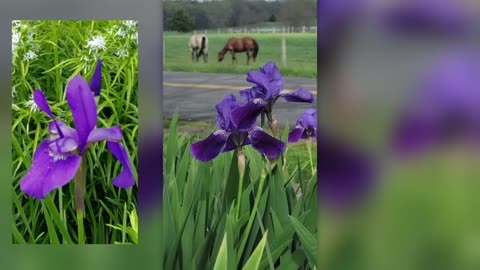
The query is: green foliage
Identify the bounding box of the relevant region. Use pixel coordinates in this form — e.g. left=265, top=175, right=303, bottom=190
left=11, top=20, right=138, bottom=244
left=167, top=8, right=194, bottom=33
left=163, top=0, right=283, bottom=30
left=162, top=113, right=317, bottom=269
left=164, top=32, right=317, bottom=78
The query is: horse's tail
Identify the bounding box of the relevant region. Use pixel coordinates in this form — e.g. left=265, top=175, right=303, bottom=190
left=198, top=36, right=206, bottom=56
left=252, top=39, right=259, bottom=58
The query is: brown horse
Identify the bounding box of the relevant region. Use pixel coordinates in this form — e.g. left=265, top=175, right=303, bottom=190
left=218, top=37, right=259, bottom=64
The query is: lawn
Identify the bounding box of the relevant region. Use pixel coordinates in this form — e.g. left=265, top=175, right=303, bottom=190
left=164, top=32, right=317, bottom=78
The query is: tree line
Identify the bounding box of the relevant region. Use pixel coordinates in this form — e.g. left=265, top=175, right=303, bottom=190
left=163, top=0, right=317, bottom=32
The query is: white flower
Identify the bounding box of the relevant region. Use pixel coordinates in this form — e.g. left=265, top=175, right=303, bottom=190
left=131, top=32, right=138, bottom=44
left=86, top=35, right=107, bottom=54
left=23, top=50, right=37, bottom=61
left=116, top=47, right=128, bottom=59
left=123, top=20, right=137, bottom=29
left=80, top=54, right=90, bottom=63
left=12, top=31, right=20, bottom=54
left=25, top=94, right=39, bottom=112
left=115, top=27, right=127, bottom=38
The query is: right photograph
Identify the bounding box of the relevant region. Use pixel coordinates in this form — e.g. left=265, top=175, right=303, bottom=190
left=318, top=0, right=480, bottom=269
left=162, top=0, right=317, bottom=269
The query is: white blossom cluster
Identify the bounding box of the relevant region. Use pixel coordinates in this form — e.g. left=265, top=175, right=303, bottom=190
left=12, top=20, right=39, bottom=63
left=86, top=35, right=107, bottom=55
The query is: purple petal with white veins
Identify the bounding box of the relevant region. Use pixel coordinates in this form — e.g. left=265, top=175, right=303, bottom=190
left=20, top=140, right=81, bottom=200
left=33, top=89, right=55, bottom=119
left=231, top=100, right=266, bottom=131
left=288, top=127, right=305, bottom=143
left=89, top=59, right=102, bottom=97
left=49, top=136, right=78, bottom=155
left=190, top=130, right=229, bottom=162
left=87, top=126, right=123, bottom=145
left=249, top=128, right=286, bottom=158
left=107, top=141, right=135, bottom=188
left=281, top=87, right=314, bottom=103
left=48, top=120, right=78, bottom=139
left=66, top=75, right=98, bottom=153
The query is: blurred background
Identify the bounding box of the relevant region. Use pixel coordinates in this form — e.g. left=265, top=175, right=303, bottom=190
left=318, top=0, right=480, bottom=269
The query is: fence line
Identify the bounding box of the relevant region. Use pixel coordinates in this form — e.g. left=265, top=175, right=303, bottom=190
left=192, top=26, right=316, bottom=35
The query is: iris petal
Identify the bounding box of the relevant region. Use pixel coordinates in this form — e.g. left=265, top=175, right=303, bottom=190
left=87, top=126, right=123, bottom=145
left=20, top=140, right=81, bottom=200
left=239, top=88, right=255, bottom=102
left=249, top=128, right=286, bottom=159
left=89, top=59, right=102, bottom=97
left=48, top=120, right=78, bottom=139
left=280, top=87, right=314, bottom=103
left=66, top=75, right=98, bottom=153
left=190, top=130, right=229, bottom=162
left=231, top=100, right=266, bottom=131
left=288, top=127, right=305, bottom=143
left=49, top=136, right=79, bottom=154
left=33, top=89, right=55, bottom=119
left=107, top=141, right=135, bottom=188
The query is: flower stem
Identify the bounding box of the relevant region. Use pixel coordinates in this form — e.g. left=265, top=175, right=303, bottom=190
left=74, top=155, right=87, bottom=244
left=76, top=210, right=85, bottom=244
left=237, top=164, right=270, bottom=264
left=236, top=148, right=246, bottom=220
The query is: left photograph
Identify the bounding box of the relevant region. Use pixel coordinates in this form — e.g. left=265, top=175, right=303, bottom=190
left=11, top=20, right=138, bottom=244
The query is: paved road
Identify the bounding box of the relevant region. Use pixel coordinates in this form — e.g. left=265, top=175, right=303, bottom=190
left=163, top=71, right=317, bottom=127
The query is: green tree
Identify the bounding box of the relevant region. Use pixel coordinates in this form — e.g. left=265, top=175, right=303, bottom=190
left=167, top=7, right=193, bottom=32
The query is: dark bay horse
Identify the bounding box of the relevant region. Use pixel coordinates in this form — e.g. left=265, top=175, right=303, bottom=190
left=218, top=37, right=259, bottom=64
left=189, top=34, right=208, bottom=63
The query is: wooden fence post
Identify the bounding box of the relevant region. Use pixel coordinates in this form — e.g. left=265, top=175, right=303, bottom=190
left=281, top=35, right=287, bottom=67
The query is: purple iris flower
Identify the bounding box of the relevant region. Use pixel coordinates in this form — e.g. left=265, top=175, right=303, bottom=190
left=317, top=130, right=376, bottom=210
left=190, top=94, right=286, bottom=162
left=392, top=51, right=480, bottom=156
left=288, top=109, right=317, bottom=143
left=231, top=62, right=314, bottom=130
left=382, top=0, right=472, bottom=36
left=20, top=62, right=135, bottom=200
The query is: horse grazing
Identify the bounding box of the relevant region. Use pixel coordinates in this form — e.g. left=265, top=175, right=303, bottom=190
left=188, top=34, right=208, bottom=63
left=218, top=37, right=259, bottom=65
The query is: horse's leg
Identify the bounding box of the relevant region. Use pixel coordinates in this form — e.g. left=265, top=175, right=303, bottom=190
left=231, top=50, right=237, bottom=64
left=246, top=51, right=251, bottom=65
left=191, top=49, right=195, bottom=62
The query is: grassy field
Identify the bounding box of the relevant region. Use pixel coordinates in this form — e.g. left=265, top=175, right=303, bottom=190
left=164, top=32, right=317, bottom=78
